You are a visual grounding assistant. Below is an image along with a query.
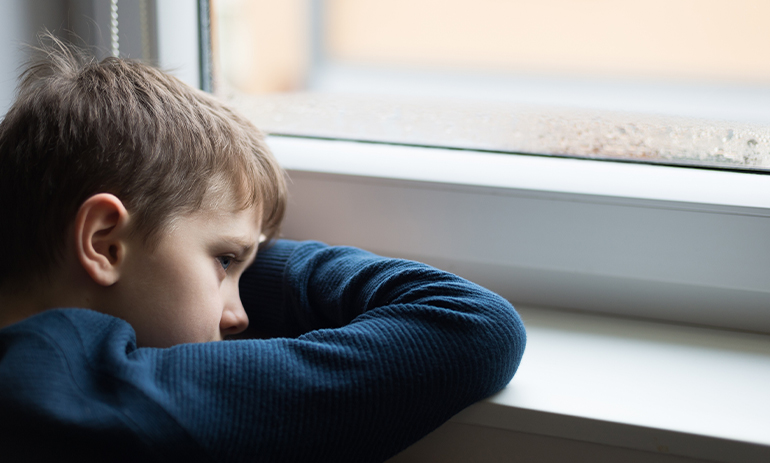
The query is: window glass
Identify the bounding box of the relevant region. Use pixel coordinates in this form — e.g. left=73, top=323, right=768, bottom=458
left=212, top=0, right=770, bottom=171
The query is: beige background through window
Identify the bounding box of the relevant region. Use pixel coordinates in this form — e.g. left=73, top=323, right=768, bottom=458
left=216, top=0, right=770, bottom=94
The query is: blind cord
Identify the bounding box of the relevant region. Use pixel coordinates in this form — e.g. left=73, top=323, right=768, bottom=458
left=110, top=0, right=119, bottom=57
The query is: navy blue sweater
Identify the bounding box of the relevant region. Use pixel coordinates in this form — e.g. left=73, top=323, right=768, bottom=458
left=0, top=240, right=526, bottom=462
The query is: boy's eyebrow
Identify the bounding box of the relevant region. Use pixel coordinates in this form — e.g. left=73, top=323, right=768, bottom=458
left=221, top=236, right=258, bottom=256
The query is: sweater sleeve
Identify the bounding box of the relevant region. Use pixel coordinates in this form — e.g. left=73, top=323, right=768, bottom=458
left=134, top=240, right=525, bottom=462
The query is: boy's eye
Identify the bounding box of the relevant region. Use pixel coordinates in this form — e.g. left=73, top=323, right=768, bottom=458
left=217, top=256, right=233, bottom=271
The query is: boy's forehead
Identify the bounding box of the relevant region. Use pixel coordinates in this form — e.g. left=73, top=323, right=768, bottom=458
left=200, top=177, right=260, bottom=214
left=195, top=203, right=262, bottom=231
left=164, top=202, right=262, bottom=247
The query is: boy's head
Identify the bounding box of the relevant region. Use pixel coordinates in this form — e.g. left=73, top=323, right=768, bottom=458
left=0, top=36, right=287, bottom=346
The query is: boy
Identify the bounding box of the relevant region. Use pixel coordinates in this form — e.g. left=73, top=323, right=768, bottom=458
left=0, top=37, right=526, bottom=462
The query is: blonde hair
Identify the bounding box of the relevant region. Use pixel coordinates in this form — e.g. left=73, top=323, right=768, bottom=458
left=0, top=35, right=287, bottom=288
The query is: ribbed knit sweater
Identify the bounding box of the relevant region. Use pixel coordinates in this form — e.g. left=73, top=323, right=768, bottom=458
left=0, top=240, right=526, bottom=463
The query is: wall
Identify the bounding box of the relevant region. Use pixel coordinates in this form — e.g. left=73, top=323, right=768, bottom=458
left=0, top=0, right=69, bottom=116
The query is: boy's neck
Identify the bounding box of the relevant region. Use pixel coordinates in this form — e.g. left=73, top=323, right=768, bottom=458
left=0, top=290, right=46, bottom=328
left=0, top=269, right=94, bottom=329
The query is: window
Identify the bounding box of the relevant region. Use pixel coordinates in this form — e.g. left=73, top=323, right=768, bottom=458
left=63, top=5, right=770, bottom=457
left=14, top=4, right=766, bottom=458
left=127, top=0, right=770, bottom=333
left=213, top=0, right=770, bottom=171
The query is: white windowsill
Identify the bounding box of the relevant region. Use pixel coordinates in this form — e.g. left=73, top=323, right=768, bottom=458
left=442, top=306, right=770, bottom=463
left=268, top=135, right=770, bottom=462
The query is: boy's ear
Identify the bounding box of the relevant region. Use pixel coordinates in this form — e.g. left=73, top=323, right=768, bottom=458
left=74, top=193, right=130, bottom=286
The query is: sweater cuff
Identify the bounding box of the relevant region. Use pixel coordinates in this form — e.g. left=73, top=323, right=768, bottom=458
left=239, top=239, right=300, bottom=333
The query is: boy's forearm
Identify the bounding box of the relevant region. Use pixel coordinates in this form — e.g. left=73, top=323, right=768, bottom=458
left=241, top=239, right=525, bottom=333
left=240, top=239, right=526, bottom=388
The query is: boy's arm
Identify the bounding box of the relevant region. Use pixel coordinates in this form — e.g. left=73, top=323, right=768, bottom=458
left=240, top=239, right=525, bottom=339
left=150, top=240, right=525, bottom=462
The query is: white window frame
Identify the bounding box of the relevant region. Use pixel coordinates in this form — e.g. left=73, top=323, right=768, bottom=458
left=270, top=136, right=770, bottom=334
left=153, top=1, right=770, bottom=334
left=88, top=0, right=202, bottom=88
left=155, top=0, right=201, bottom=89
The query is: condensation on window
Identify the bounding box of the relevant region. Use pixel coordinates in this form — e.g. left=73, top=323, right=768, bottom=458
left=232, top=93, right=770, bottom=171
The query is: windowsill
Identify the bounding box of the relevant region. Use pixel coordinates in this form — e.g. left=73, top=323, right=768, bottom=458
left=269, top=135, right=770, bottom=460
left=268, top=137, right=770, bottom=462
left=428, top=306, right=770, bottom=462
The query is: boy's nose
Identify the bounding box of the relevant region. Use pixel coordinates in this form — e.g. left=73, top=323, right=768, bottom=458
left=220, top=293, right=249, bottom=336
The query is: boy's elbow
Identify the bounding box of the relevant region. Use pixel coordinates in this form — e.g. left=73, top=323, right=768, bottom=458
left=420, top=275, right=526, bottom=392
left=472, top=295, right=527, bottom=394
left=505, top=302, right=527, bottom=383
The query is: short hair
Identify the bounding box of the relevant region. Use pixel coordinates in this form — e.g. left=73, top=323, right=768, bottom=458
left=0, top=35, right=287, bottom=290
